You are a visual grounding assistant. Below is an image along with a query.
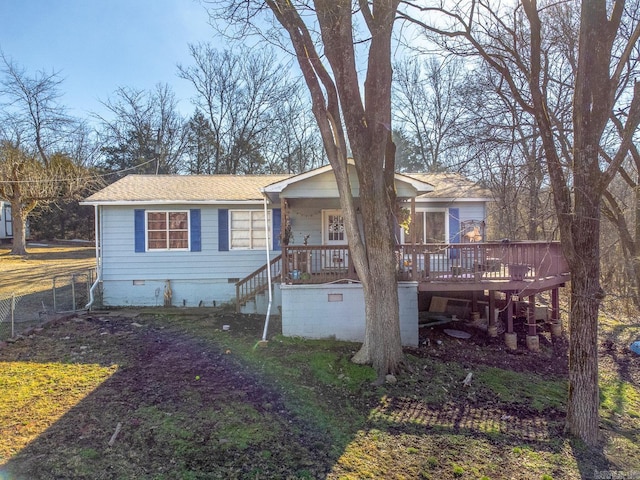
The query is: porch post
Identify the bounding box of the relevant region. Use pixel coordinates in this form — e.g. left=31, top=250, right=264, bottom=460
left=411, top=197, right=417, bottom=280
left=281, top=197, right=289, bottom=279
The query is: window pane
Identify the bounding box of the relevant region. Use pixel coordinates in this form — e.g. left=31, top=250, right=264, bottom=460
left=146, top=211, right=189, bottom=250
left=230, top=210, right=271, bottom=250
left=148, top=212, right=166, bottom=230
left=169, top=229, right=188, bottom=249
left=328, top=215, right=345, bottom=242
left=231, top=230, right=250, bottom=248
left=425, top=212, right=446, bottom=243
left=169, top=212, right=188, bottom=230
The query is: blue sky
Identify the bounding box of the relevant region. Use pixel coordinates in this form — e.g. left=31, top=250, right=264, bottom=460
left=0, top=0, right=218, bottom=120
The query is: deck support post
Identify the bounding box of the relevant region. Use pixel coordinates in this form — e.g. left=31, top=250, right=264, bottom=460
left=526, top=294, right=540, bottom=352
left=550, top=287, right=562, bottom=336
left=505, top=291, right=515, bottom=333
left=488, top=290, right=498, bottom=337
left=527, top=294, right=537, bottom=336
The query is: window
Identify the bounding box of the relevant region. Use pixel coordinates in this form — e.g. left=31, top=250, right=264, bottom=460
left=407, top=209, right=446, bottom=243
left=147, top=211, right=189, bottom=250
left=322, top=209, right=346, bottom=244
left=425, top=211, right=446, bottom=243
left=230, top=210, right=271, bottom=249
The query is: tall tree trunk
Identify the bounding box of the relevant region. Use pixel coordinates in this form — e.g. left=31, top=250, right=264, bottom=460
left=564, top=155, right=602, bottom=444
left=9, top=200, right=28, bottom=256
left=351, top=142, right=403, bottom=375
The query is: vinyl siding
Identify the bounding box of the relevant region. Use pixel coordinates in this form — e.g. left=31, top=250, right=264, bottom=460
left=99, top=204, right=279, bottom=306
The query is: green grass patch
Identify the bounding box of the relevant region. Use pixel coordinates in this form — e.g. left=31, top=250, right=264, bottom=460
left=475, top=367, right=567, bottom=412
left=0, top=361, right=117, bottom=462
left=600, top=378, right=640, bottom=419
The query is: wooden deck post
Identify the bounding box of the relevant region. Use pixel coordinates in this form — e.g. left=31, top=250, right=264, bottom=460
left=410, top=197, right=417, bottom=281
left=506, top=291, right=514, bottom=333
left=488, top=290, right=498, bottom=337
left=527, top=294, right=537, bottom=336
left=550, top=287, right=562, bottom=336
left=526, top=294, right=540, bottom=351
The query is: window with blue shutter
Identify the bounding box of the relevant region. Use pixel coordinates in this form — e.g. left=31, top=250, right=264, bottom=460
left=135, top=209, right=198, bottom=252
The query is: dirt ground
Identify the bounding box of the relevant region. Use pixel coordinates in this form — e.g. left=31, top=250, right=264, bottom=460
left=0, top=245, right=639, bottom=477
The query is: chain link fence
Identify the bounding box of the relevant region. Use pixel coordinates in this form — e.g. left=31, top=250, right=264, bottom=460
left=0, top=268, right=96, bottom=342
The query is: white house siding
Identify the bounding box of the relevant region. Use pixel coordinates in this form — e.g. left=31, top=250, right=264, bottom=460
left=280, top=282, right=419, bottom=346
left=286, top=204, right=325, bottom=246
left=283, top=167, right=418, bottom=199
left=99, top=204, right=279, bottom=307
left=457, top=203, right=486, bottom=224
left=414, top=201, right=486, bottom=222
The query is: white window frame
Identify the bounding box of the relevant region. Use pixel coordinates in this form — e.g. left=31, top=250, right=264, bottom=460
left=146, top=210, right=190, bottom=251
left=229, top=209, right=272, bottom=250
left=402, top=208, right=449, bottom=243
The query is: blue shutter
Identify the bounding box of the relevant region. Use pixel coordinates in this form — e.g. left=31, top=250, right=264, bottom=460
left=449, top=208, right=460, bottom=259
left=218, top=209, right=229, bottom=251
left=190, top=209, right=201, bottom=252
left=272, top=208, right=281, bottom=251
left=134, top=209, right=145, bottom=252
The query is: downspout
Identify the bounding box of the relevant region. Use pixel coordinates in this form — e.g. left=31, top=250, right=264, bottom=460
left=260, top=192, right=273, bottom=342
left=85, top=204, right=102, bottom=310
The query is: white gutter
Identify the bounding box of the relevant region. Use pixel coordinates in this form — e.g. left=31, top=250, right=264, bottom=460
left=85, top=205, right=102, bottom=310
left=260, top=193, right=273, bottom=342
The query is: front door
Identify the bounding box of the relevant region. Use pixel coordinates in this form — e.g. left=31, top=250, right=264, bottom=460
left=322, top=209, right=348, bottom=269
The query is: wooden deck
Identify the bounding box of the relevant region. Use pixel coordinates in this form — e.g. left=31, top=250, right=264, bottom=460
left=280, top=241, right=570, bottom=292
left=236, top=242, right=570, bottom=326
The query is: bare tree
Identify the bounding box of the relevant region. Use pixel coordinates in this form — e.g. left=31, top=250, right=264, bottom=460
left=97, top=84, right=187, bottom=177
left=460, top=69, right=555, bottom=241
left=392, top=56, right=466, bottom=172
left=0, top=54, right=95, bottom=255
left=178, top=45, right=295, bottom=174
left=262, top=82, right=325, bottom=174
left=208, top=0, right=404, bottom=378
left=400, top=0, right=640, bottom=445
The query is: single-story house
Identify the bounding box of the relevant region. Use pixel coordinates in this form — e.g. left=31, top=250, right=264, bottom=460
left=82, top=163, right=569, bottom=348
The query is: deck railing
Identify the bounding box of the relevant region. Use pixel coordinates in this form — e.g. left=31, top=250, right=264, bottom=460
left=397, top=241, right=569, bottom=282
left=236, top=241, right=569, bottom=310
left=281, top=241, right=569, bottom=284
left=281, top=245, right=357, bottom=284
left=235, top=254, right=282, bottom=312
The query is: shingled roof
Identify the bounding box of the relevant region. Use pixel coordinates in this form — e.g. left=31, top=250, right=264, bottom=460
left=83, top=174, right=292, bottom=204
left=83, top=172, right=491, bottom=205
left=406, top=173, right=492, bottom=201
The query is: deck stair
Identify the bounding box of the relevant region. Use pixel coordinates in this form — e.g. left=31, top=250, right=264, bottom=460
left=235, top=254, right=282, bottom=313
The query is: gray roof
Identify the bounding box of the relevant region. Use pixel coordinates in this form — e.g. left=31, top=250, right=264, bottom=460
left=83, top=174, right=291, bottom=204
left=406, top=173, right=493, bottom=200
left=83, top=172, right=492, bottom=205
